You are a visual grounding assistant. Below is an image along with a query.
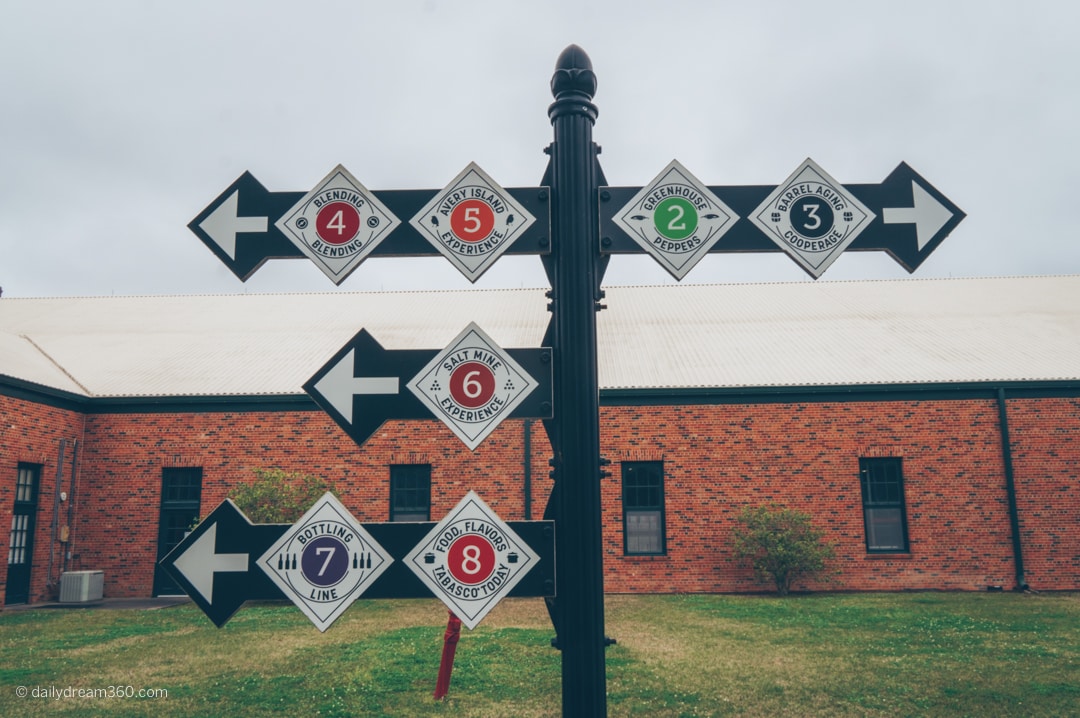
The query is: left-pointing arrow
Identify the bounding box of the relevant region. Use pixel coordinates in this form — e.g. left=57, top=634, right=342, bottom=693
left=197, top=190, right=267, bottom=260
left=188, top=172, right=305, bottom=281
left=158, top=499, right=287, bottom=627
left=171, top=522, right=248, bottom=605
left=313, top=348, right=399, bottom=424
left=304, top=329, right=434, bottom=448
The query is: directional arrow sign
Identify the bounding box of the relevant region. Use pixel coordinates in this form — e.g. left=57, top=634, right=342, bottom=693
left=304, top=327, right=553, bottom=450
left=159, top=498, right=555, bottom=628
left=191, top=171, right=551, bottom=283
left=856, top=162, right=966, bottom=272
left=188, top=172, right=305, bottom=281
left=158, top=499, right=287, bottom=627
left=599, top=160, right=964, bottom=279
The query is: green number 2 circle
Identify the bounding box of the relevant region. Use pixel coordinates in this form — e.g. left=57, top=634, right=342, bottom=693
left=654, top=196, right=698, bottom=241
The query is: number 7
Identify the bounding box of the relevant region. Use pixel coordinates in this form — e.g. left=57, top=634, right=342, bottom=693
left=315, top=546, right=335, bottom=576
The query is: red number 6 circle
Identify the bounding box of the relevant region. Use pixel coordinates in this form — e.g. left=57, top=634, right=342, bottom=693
left=448, top=362, right=496, bottom=409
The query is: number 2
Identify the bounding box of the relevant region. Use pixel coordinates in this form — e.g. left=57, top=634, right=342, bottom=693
left=665, top=203, right=686, bottom=232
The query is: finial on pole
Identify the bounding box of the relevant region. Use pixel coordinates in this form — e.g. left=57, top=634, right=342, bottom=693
left=551, top=44, right=597, bottom=100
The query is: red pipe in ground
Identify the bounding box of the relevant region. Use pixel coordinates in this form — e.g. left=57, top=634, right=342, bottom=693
left=433, top=611, right=463, bottom=700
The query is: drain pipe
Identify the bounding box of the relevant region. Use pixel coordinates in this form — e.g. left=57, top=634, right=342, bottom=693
left=524, top=420, right=532, bottom=520
left=63, top=439, right=78, bottom=573
left=48, top=438, right=68, bottom=592
left=997, top=388, right=1028, bottom=591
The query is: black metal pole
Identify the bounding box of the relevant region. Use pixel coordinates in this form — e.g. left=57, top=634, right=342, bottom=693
left=547, top=45, right=607, bottom=716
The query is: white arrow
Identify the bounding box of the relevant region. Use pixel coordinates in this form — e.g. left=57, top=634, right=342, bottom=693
left=172, top=522, right=248, bottom=605
left=314, top=348, right=399, bottom=424
left=198, top=189, right=268, bottom=260
left=883, top=181, right=955, bottom=251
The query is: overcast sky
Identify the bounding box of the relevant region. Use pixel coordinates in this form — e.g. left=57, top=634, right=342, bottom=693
left=2, top=0, right=1078, bottom=298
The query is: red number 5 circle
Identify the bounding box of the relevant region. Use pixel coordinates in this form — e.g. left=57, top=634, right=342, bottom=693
left=447, top=534, right=496, bottom=584
left=449, top=362, right=495, bottom=409
left=449, top=199, right=495, bottom=243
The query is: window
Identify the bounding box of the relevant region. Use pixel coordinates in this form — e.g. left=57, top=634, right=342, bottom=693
left=622, top=461, right=665, bottom=555
left=390, top=465, right=431, bottom=522
left=859, top=458, right=909, bottom=552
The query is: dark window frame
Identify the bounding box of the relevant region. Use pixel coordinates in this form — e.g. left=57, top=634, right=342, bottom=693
left=858, top=457, right=910, bottom=553
left=389, top=464, right=432, bottom=522
left=621, top=461, right=666, bottom=556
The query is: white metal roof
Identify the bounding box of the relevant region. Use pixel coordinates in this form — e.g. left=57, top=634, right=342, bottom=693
left=1, top=276, right=1078, bottom=399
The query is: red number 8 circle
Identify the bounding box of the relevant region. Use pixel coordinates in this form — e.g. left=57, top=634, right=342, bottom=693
left=448, top=362, right=496, bottom=409
left=447, top=534, right=496, bottom=584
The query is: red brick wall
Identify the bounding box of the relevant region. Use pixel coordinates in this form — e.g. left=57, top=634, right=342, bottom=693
left=599, top=400, right=1024, bottom=593
left=1005, top=398, right=1080, bottom=590
left=4, top=393, right=1077, bottom=603
left=75, top=411, right=544, bottom=598
left=0, top=396, right=86, bottom=605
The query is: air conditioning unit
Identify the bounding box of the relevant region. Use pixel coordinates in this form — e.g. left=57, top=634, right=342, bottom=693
left=59, top=570, right=104, bottom=603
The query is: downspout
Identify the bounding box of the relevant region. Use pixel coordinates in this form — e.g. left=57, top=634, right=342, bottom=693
left=524, top=420, right=532, bottom=520
left=997, top=388, right=1028, bottom=591
left=48, top=438, right=67, bottom=593
left=63, top=439, right=78, bottom=573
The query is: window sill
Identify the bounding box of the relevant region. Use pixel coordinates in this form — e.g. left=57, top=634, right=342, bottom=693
left=864, top=552, right=912, bottom=559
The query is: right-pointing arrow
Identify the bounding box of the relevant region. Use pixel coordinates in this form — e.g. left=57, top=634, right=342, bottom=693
left=171, top=521, right=248, bottom=605
left=883, top=180, right=956, bottom=251
left=314, top=348, right=400, bottom=424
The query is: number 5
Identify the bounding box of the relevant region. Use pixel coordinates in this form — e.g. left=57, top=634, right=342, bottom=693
left=463, top=207, right=481, bottom=234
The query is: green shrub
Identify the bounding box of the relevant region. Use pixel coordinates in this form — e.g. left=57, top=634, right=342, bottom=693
left=731, top=503, right=836, bottom=596
left=229, top=467, right=335, bottom=523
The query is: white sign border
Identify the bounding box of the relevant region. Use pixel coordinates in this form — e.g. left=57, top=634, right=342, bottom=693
left=275, top=164, right=402, bottom=285
left=403, top=491, right=540, bottom=630
left=406, top=322, right=538, bottom=450
left=408, top=162, right=536, bottom=282
left=748, top=157, right=876, bottom=279
left=257, top=492, right=393, bottom=632
left=612, top=159, right=739, bottom=280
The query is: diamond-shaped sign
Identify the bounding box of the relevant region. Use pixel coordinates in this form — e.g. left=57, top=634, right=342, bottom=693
left=611, top=160, right=739, bottom=280
left=275, top=165, right=401, bottom=285
left=406, top=323, right=538, bottom=450
left=404, top=491, right=540, bottom=630
left=409, top=163, right=536, bottom=282
left=749, top=158, right=876, bottom=278
left=257, top=492, right=392, bottom=631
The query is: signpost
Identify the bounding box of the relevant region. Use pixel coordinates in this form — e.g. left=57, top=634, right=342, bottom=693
left=303, top=326, right=553, bottom=450
left=599, top=160, right=964, bottom=278
left=187, top=44, right=964, bottom=716
left=159, top=497, right=555, bottom=630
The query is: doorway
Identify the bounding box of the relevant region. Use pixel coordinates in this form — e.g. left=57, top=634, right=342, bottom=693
left=153, top=467, right=202, bottom=596
left=5, top=464, right=41, bottom=605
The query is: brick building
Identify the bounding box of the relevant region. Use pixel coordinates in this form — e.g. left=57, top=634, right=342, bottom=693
left=2, top=276, right=1078, bottom=606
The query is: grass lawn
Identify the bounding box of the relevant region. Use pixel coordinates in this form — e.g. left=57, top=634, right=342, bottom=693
left=1, top=592, right=1076, bottom=717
